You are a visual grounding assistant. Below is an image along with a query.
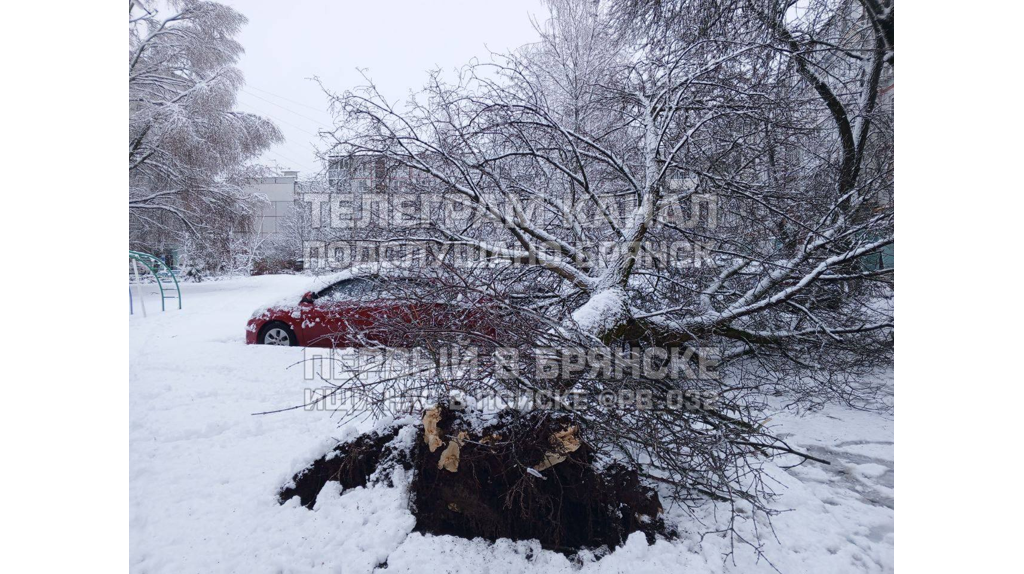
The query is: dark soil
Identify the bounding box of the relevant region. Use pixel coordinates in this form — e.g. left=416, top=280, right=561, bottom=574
left=278, top=427, right=410, bottom=509
left=279, top=406, right=669, bottom=553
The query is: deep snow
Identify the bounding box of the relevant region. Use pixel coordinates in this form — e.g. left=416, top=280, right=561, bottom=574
left=129, top=275, right=893, bottom=573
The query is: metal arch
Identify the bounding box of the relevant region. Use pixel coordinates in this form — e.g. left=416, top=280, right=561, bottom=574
left=129, top=250, right=182, bottom=312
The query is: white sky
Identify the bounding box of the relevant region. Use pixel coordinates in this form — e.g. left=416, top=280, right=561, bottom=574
left=227, top=0, right=546, bottom=178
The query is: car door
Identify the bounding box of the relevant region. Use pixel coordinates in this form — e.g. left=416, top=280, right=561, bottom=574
left=374, top=278, right=443, bottom=348
left=304, top=278, right=384, bottom=348
left=335, top=278, right=384, bottom=347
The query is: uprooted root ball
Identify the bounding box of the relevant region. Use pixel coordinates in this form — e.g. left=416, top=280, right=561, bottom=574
left=279, top=406, right=669, bottom=553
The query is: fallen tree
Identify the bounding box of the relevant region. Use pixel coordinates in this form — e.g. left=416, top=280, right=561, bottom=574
left=293, top=0, right=894, bottom=554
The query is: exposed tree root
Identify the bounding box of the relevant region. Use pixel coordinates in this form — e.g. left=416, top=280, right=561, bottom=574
left=279, top=406, right=670, bottom=553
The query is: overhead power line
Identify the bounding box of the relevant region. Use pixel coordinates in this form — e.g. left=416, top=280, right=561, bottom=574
left=245, top=84, right=331, bottom=113
left=241, top=89, right=331, bottom=125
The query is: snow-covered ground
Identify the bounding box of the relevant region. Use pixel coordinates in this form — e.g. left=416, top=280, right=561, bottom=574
left=129, top=275, right=894, bottom=573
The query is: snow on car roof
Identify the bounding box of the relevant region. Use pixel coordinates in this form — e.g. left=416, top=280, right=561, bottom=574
left=249, top=264, right=410, bottom=319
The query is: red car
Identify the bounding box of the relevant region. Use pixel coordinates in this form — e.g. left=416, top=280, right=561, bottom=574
left=246, top=274, right=496, bottom=348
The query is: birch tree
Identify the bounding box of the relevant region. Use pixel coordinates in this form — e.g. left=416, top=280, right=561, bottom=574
left=129, top=0, right=282, bottom=265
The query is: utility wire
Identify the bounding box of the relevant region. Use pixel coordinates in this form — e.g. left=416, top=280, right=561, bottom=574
left=260, top=146, right=315, bottom=173
left=245, top=84, right=330, bottom=113
left=237, top=101, right=322, bottom=138
left=241, top=89, right=331, bottom=125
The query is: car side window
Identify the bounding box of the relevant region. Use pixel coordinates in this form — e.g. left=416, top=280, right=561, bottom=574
left=317, top=278, right=381, bottom=302
left=379, top=278, right=429, bottom=299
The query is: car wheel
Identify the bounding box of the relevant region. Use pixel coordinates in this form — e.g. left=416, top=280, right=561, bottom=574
left=259, top=322, right=297, bottom=346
